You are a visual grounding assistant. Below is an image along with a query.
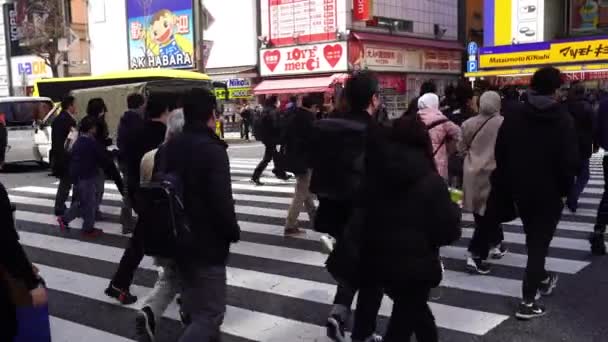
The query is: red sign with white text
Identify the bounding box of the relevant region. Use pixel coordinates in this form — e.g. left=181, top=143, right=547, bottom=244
left=268, top=0, right=337, bottom=46
left=260, top=41, right=348, bottom=76
left=353, top=0, right=372, bottom=21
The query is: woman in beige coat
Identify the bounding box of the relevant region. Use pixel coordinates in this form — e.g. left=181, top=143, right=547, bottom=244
left=459, top=91, right=507, bottom=275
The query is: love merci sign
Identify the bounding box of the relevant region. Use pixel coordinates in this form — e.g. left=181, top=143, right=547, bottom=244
left=260, top=42, right=348, bottom=76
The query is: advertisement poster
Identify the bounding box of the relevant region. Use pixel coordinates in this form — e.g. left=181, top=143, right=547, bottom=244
left=570, top=0, right=608, bottom=34
left=269, top=0, right=337, bottom=46
left=260, top=41, right=347, bottom=76
left=511, top=0, right=544, bottom=43
left=126, top=0, right=195, bottom=69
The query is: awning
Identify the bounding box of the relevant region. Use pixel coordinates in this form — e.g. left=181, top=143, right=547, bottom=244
left=253, top=74, right=348, bottom=95
left=352, top=31, right=464, bottom=51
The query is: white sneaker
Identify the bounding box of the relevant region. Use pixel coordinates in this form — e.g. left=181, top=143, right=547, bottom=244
left=320, top=235, right=335, bottom=254
left=489, top=243, right=508, bottom=259
left=352, top=334, right=383, bottom=342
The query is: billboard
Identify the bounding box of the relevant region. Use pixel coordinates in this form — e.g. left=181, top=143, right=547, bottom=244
left=353, top=0, right=373, bottom=21
left=126, top=0, right=195, bottom=69
left=570, top=0, right=608, bottom=35
left=484, top=0, right=545, bottom=46
left=260, top=41, right=347, bottom=76
left=268, top=0, right=337, bottom=46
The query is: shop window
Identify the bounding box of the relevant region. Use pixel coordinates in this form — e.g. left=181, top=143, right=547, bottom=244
left=366, top=17, right=413, bottom=33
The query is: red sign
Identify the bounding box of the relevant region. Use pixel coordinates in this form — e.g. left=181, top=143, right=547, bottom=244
left=353, top=0, right=372, bottom=21
left=260, top=42, right=348, bottom=76
left=269, top=0, right=337, bottom=46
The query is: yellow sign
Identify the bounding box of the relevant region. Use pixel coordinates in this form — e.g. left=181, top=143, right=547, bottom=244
left=214, top=87, right=253, bottom=100
left=479, top=38, right=608, bottom=68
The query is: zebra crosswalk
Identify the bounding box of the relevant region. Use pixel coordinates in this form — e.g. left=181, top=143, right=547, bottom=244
left=8, top=156, right=606, bottom=341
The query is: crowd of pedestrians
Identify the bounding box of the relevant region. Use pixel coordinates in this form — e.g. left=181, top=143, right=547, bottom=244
left=4, top=64, right=608, bottom=341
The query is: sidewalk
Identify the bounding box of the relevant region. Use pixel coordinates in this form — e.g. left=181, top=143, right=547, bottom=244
left=223, top=131, right=258, bottom=144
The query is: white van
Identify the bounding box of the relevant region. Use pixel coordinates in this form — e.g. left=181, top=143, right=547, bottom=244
left=1, top=97, right=56, bottom=164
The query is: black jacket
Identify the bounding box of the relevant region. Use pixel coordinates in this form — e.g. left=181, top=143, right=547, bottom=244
left=117, top=110, right=144, bottom=161
left=0, top=182, right=40, bottom=340
left=362, top=140, right=461, bottom=293
left=0, top=123, right=6, bottom=164
left=256, top=105, right=279, bottom=144
left=127, top=120, right=167, bottom=198
left=496, top=91, right=580, bottom=210
left=50, top=111, right=76, bottom=177
left=284, top=107, right=315, bottom=175
left=567, top=96, right=595, bottom=161
left=162, top=123, right=240, bottom=266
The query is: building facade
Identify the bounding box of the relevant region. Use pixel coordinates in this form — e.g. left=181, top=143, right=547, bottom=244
left=256, top=0, right=463, bottom=118
left=468, top=0, right=608, bottom=88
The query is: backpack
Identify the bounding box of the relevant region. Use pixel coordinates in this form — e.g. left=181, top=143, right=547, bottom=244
left=135, top=149, right=195, bottom=260
left=309, top=118, right=367, bottom=200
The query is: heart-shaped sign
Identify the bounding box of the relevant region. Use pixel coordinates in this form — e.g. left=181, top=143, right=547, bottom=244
left=263, top=50, right=281, bottom=72
left=323, top=44, right=343, bottom=68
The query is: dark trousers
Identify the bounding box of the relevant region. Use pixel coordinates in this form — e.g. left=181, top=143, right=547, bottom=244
left=595, top=155, right=608, bottom=233
left=241, top=120, right=250, bottom=140
left=63, top=178, right=97, bottom=232
left=468, top=213, right=504, bottom=260
left=54, top=175, right=72, bottom=216
left=111, top=227, right=144, bottom=289
left=384, top=286, right=437, bottom=342
left=568, top=158, right=590, bottom=211
left=519, top=204, right=562, bottom=302
left=118, top=161, right=134, bottom=229
left=252, top=144, right=287, bottom=180
left=333, top=284, right=383, bottom=340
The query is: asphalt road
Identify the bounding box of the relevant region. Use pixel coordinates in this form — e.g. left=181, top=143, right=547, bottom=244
left=2, top=143, right=608, bottom=341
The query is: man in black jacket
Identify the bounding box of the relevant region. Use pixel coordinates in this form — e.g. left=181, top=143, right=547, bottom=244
left=52, top=96, right=78, bottom=216
left=565, top=83, right=595, bottom=213
left=163, top=87, right=240, bottom=341
left=116, top=93, right=145, bottom=233
left=495, top=67, right=579, bottom=320
left=283, top=93, right=321, bottom=236
left=251, top=96, right=290, bottom=185
left=105, top=95, right=169, bottom=305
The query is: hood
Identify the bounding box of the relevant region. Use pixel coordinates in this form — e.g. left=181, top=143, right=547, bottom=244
left=417, top=107, right=445, bottom=124
left=479, top=91, right=501, bottom=116
left=525, top=90, right=562, bottom=120
left=418, top=93, right=440, bottom=111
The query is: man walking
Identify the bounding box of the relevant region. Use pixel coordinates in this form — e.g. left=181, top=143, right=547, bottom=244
left=591, top=91, right=608, bottom=255
left=117, top=93, right=145, bottom=234
left=283, top=93, right=321, bottom=236
left=105, top=95, right=170, bottom=305
left=52, top=96, right=78, bottom=216
left=251, top=96, right=289, bottom=185
left=163, top=87, right=240, bottom=341
left=495, top=67, right=579, bottom=320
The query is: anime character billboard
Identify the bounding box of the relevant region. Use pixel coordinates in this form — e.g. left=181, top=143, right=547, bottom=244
left=126, top=0, right=195, bottom=69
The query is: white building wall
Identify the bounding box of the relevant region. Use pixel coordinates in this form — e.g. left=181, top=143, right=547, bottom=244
left=87, top=0, right=128, bottom=75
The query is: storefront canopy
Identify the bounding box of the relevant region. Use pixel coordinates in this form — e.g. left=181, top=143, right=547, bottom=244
left=253, top=74, right=349, bottom=95
left=352, top=31, right=464, bottom=50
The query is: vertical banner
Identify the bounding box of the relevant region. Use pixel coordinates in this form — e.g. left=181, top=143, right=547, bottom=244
left=126, top=0, right=195, bottom=69
left=353, top=0, right=372, bottom=21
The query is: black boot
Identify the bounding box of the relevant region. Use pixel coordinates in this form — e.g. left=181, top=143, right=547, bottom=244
left=589, top=231, right=606, bottom=256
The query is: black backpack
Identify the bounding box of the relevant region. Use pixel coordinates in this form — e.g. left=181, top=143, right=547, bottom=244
left=135, top=150, right=194, bottom=260
left=309, top=118, right=367, bottom=200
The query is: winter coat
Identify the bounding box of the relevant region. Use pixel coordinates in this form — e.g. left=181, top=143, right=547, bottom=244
left=0, top=182, right=40, bottom=341
left=596, top=97, right=608, bottom=151
left=496, top=91, right=580, bottom=211
left=0, top=122, right=6, bottom=165
left=50, top=111, right=77, bottom=177
left=567, top=96, right=595, bottom=161
left=161, top=123, right=240, bottom=266
left=126, top=120, right=167, bottom=201
left=459, top=92, right=504, bottom=215
left=361, top=140, right=462, bottom=293
left=117, top=110, right=144, bottom=161
left=255, top=105, right=279, bottom=145
left=284, top=107, right=316, bottom=175
left=418, top=94, right=461, bottom=180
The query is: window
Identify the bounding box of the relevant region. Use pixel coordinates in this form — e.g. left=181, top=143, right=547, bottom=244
left=366, top=17, right=413, bottom=33
left=0, top=101, right=53, bottom=126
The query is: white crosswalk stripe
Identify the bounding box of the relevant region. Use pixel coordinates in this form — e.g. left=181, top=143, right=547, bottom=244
left=8, top=156, right=605, bottom=341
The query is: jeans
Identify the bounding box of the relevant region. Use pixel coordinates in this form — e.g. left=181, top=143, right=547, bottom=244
left=95, top=168, right=105, bottom=213
left=141, top=258, right=181, bottom=324
left=63, top=178, right=97, bottom=232
left=285, top=170, right=316, bottom=229
left=384, top=286, right=437, bottom=342
left=252, top=144, right=276, bottom=180
left=54, top=175, right=72, bottom=216
left=468, top=213, right=504, bottom=260
left=118, top=162, right=134, bottom=229
left=332, top=284, right=384, bottom=340
left=179, top=265, right=227, bottom=342
left=111, top=227, right=144, bottom=290
left=567, top=158, right=590, bottom=210
left=519, top=204, right=562, bottom=302
left=595, top=155, right=608, bottom=233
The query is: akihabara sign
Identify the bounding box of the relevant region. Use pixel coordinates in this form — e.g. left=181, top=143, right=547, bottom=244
left=260, top=42, right=347, bottom=76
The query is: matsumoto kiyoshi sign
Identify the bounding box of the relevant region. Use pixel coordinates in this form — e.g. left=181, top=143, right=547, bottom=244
left=126, top=0, right=195, bottom=69
left=479, top=37, right=608, bottom=68
left=260, top=41, right=348, bottom=76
